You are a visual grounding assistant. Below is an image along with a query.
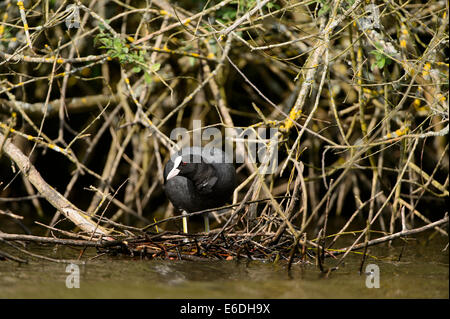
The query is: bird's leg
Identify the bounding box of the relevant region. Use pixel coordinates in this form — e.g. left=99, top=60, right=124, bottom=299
left=182, top=210, right=188, bottom=234
left=181, top=210, right=190, bottom=243
left=203, top=214, right=210, bottom=233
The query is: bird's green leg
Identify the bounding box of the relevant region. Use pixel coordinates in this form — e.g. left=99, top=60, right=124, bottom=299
left=182, top=210, right=189, bottom=243
left=182, top=210, right=188, bottom=234
left=203, top=214, right=210, bottom=233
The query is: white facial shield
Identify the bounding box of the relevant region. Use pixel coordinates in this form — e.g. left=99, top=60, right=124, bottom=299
left=166, top=155, right=183, bottom=180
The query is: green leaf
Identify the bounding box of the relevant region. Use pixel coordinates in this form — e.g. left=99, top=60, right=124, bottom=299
left=132, top=66, right=141, bottom=73
left=370, top=49, right=390, bottom=70
left=101, top=38, right=112, bottom=47
left=267, top=2, right=280, bottom=10
left=113, top=38, right=122, bottom=50
left=370, top=50, right=381, bottom=58
left=151, top=63, right=161, bottom=72
left=144, top=72, right=152, bottom=84
left=318, top=4, right=330, bottom=16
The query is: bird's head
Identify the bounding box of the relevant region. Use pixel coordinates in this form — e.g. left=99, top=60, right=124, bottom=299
left=166, top=155, right=200, bottom=181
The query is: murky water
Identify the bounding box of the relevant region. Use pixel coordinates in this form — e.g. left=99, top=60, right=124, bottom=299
left=0, top=234, right=448, bottom=298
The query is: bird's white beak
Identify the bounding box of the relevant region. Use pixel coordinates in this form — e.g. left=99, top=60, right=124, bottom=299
left=166, top=167, right=180, bottom=180
left=166, top=155, right=183, bottom=180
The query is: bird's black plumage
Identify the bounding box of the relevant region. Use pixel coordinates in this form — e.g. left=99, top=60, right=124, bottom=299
left=163, top=147, right=236, bottom=213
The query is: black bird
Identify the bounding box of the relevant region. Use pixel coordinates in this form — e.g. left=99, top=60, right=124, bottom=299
left=163, top=146, right=236, bottom=233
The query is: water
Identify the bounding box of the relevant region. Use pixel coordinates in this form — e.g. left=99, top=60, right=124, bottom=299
left=0, top=234, right=448, bottom=298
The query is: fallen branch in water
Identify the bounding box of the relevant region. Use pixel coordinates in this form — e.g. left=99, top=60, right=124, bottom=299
left=0, top=232, right=118, bottom=247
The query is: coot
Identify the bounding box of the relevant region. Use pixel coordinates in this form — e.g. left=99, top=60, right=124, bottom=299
left=164, top=146, right=236, bottom=233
